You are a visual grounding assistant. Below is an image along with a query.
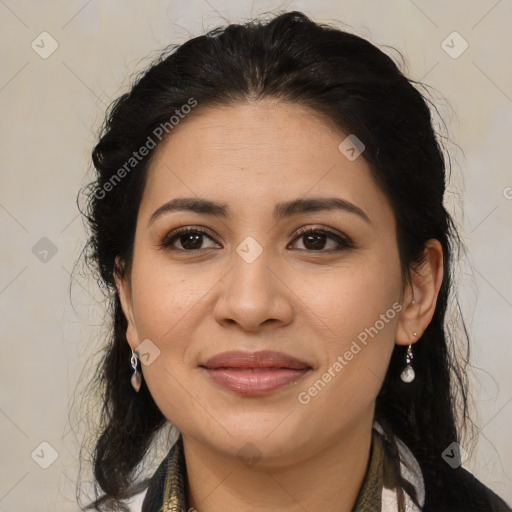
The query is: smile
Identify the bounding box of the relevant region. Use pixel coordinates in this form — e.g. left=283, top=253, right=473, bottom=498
left=200, top=350, right=312, bottom=396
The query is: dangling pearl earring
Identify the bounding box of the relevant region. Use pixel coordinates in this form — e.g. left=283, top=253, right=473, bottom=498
left=130, top=349, right=142, bottom=392
left=400, top=333, right=417, bottom=383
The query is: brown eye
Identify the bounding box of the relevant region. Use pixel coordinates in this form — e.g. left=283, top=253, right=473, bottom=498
left=159, top=226, right=353, bottom=253
left=290, top=227, right=354, bottom=252
left=160, top=228, right=219, bottom=251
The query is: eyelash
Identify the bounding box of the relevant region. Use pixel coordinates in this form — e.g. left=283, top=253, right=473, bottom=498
left=159, top=226, right=355, bottom=253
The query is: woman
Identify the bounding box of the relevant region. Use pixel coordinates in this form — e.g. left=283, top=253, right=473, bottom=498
left=79, top=10, right=511, bottom=512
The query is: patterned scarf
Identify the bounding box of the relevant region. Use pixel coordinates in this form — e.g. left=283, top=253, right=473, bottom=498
left=141, top=422, right=425, bottom=512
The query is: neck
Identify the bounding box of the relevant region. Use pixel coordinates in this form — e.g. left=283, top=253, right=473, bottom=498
left=182, top=417, right=374, bottom=512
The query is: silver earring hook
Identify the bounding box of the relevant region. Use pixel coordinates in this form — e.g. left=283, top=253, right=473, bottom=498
left=130, top=349, right=142, bottom=392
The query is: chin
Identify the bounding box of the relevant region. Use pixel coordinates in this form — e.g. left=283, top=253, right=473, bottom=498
left=181, top=414, right=315, bottom=467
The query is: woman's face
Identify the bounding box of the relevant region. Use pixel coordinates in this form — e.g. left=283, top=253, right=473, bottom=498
left=117, top=100, right=410, bottom=465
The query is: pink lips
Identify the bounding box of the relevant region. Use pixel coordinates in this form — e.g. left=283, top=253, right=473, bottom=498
left=200, top=350, right=311, bottom=396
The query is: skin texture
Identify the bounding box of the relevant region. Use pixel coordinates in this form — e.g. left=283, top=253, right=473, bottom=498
left=115, top=100, right=443, bottom=512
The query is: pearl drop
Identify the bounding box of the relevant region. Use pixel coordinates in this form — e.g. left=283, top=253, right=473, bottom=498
left=400, top=365, right=415, bottom=383
left=131, top=371, right=141, bottom=392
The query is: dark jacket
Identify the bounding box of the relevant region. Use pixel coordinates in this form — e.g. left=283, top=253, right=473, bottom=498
left=423, top=467, right=511, bottom=511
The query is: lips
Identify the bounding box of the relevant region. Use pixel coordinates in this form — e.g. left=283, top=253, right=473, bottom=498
left=200, top=350, right=311, bottom=395
left=202, top=350, right=310, bottom=370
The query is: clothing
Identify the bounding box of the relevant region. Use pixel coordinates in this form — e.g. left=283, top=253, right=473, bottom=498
left=140, top=422, right=510, bottom=512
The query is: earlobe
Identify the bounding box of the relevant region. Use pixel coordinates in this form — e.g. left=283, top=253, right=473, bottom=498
left=114, top=256, right=140, bottom=350
left=395, top=239, right=444, bottom=346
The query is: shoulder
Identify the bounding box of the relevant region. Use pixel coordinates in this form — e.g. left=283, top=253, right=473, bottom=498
left=424, top=467, right=511, bottom=512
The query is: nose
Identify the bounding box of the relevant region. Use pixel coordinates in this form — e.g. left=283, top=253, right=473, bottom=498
left=213, top=246, right=294, bottom=333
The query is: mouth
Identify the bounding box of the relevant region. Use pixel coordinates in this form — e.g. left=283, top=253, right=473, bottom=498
left=200, top=350, right=312, bottom=396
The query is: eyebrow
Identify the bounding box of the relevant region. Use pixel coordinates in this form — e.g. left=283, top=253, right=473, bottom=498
left=147, top=196, right=371, bottom=226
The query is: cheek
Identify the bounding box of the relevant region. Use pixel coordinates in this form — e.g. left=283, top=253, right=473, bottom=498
left=128, top=263, right=202, bottom=427
left=299, top=249, right=402, bottom=405
left=304, top=248, right=402, bottom=344
left=129, top=253, right=213, bottom=341
left=127, top=254, right=222, bottom=421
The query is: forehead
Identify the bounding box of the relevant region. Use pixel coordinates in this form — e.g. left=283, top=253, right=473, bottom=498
left=139, top=101, right=394, bottom=227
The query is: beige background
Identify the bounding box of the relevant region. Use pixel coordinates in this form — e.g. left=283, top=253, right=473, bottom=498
left=0, top=0, right=511, bottom=510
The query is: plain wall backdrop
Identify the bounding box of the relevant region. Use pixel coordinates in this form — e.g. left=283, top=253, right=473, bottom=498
left=0, top=0, right=511, bottom=510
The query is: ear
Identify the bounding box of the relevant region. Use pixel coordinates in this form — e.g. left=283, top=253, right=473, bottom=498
left=114, top=256, right=141, bottom=351
left=396, top=239, right=444, bottom=346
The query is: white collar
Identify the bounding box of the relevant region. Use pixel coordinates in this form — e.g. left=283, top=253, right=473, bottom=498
left=373, top=421, right=425, bottom=511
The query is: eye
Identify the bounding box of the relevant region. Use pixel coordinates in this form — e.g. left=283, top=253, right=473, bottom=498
left=159, top=226, right=354, bottom=253
left=159, top=227, right=220, bottom=251
left=289, top=227, right=354, bottom=252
